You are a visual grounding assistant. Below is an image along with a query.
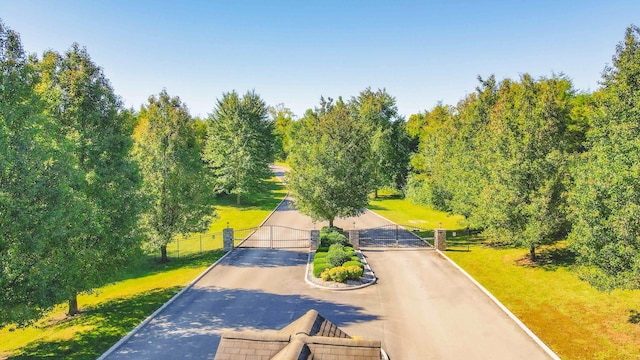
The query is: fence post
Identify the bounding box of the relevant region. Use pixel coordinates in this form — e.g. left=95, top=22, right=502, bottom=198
left=395, top=224, right=399, bottom=246
left=270, top=225, right=274, bottom=249
left=434, top=228, right=447, bottom=251
left=223, top=228, right=234, bottom=252
left=349, top=230, right=360, bottom=250
left=310, top=230, right=320, bottom=250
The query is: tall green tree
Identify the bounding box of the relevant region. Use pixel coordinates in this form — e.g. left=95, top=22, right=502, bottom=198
left=35, top=44, right=142, bottom=315
left=0, top=20, right=78, bottom=326
left=569, top=25, right=640, bottom=290
left=477, top=75, right=572, bottom=261
left=288, top=97, right=373, bottom=227
left=133, top=90, right=215, bottom=263
left=270, top=103, right=295, bottom=161
left=352, top=88, right=409, bottom=196
left=204, top=90, right=274, bottom=204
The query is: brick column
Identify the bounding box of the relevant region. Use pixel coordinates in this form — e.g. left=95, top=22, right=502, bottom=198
left=349, top=230, right=360, bottom=250
left=223, top=228, right=234, bottom=252
left=434, top=228, right=447, bottom=251
left=310, top=230, right=320, bottom=250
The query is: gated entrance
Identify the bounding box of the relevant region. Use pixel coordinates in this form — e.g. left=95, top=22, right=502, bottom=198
left=359, top=224, right=433, bottom=248
left=235, top=225, right=311, bottom=248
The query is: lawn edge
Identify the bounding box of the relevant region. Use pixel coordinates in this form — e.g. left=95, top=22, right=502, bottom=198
left=96, top=250, right=232, bottom=360
left=435, top=249, right=561, bottom=360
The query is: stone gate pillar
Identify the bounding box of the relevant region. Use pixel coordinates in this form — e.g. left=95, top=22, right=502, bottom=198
left=223, top=227, right=234, bottom=252
left=434, top=228, right=447, bottom=251
left=310, top=230, right=320, bottom=250
left=349, top=230, right=360, bottom=250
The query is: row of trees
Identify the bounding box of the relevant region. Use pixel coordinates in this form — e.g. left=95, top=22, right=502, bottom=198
left=0, top=20, right=277, bottom=326
left=407, top=26, right=640, bottom=290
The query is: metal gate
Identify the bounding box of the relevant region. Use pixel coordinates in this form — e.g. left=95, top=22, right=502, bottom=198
left=359, top=224, right=433, bottom=248
left=235, top=225, right=311, bottom=248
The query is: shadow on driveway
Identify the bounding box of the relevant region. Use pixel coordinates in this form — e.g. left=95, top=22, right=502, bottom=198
left=110, top=287, right=379, bottom=360
left=223, top=249, right=308, bottom=268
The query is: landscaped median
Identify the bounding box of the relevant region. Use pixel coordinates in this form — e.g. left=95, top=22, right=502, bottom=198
left=305, top=227, right=376, bottom=290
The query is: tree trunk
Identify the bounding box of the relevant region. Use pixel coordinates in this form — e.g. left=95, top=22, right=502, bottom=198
left=329, top=218, right=334, bottom=228
left=68, top=293, right=79, bottom=316
left=160, top=245, right=168, bottom=263
left=236, top=193, right=241, bottom=205
left=530, top=245, right=537, bottom=262
left=374, top=188, right=378, bottom=199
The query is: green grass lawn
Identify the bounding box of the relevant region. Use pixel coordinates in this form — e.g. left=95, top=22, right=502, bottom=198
left=367, top=195, right=640, bottom=360
left=1, top=175, right=287, bottom=359
left=368, top=190, right=466, bottom=230
left=164, top=175, right=287, bottom=257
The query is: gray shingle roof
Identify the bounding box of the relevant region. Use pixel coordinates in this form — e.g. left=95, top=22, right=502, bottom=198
left=214, top=309, right=383, bottom=360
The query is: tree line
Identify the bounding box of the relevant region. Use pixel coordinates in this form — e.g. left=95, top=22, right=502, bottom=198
left=405, top=26, right=640, bottom=291
left=0, top=20, right=276, bottom=326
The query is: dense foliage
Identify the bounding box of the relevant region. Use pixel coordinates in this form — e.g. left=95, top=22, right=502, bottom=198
left=407, top=25, right=640, bottom=289
left=133, top=90, right=215, bottom=263
left=568, top=26, right=640, bottom=290
left=204, top=90, right=275, bottom=204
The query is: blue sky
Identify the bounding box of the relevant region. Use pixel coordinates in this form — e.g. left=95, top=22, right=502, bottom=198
left=1, top=1, right=638, bottom=118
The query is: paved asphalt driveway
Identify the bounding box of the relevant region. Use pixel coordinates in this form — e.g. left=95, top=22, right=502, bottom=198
left=102, top=166, right=555, bottom=359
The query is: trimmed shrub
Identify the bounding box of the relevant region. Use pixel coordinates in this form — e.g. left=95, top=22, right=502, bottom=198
left=327, top=244, right=351, bottom=267
left=316, top=247, right=329, bottom=253
left=314, top=252, right=328, bottom=259
left=320, top=227, right=349, bottom=247
left=345, top=265, right=364, bottom=280
left=343, top=260, right=364, bottom=269
left=313, top=259, right=331, bottom=265
left=345, top=248, right=356, bottom=256
left=320, top=268, right=331, bottom=281
left=314, top=262, right=333, bottom=278
left=326, top=267, right=349, bottom=282
left=350, top=256, right=360, bottom=262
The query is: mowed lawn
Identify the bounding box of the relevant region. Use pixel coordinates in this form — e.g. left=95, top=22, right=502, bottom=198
left=164, top=175, right=287, bottom=257
left=367, top=195, right=640, bottom=360
left=0, top=176, right=287, bottom=359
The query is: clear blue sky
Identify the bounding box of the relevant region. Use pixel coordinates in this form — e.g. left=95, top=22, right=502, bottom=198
left=1, top=1, right=638, bottom=119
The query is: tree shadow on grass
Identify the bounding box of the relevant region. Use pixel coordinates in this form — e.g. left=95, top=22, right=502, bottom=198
left=629, top=310, right=640, bottom=324
left=8, top=287, right=182, bottom=360
left=115, top=250, right=226, bottom=284
left=515, top=246, right=577, bottom=271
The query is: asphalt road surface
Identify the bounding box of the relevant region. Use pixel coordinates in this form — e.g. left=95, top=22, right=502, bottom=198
left=101, top=165, right=555, bottom=359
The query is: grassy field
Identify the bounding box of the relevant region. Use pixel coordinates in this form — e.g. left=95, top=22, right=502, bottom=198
left=368, top=195, right=640, bottom=360
left=1, top=175, right=287, bottom=359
